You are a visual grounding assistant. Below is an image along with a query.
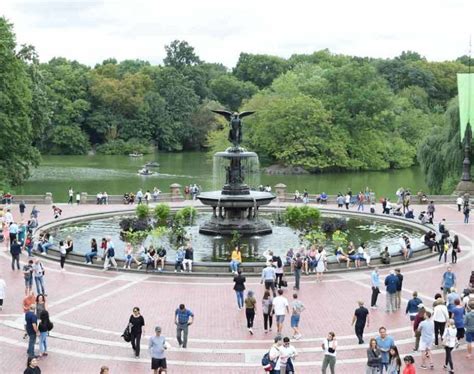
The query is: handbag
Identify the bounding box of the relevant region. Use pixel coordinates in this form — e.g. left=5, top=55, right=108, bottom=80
left=281, top=279, right=288, bottom=288
left=121, top=324, right=132, bottom=342
left=456, top=246, right=461, bottom=253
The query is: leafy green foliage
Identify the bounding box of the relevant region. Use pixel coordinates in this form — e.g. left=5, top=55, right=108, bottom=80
left=96, top=139, right=152, bottom=155
left=48, top=125, right=90, bottom=155
left=154, top=204, right=171, bottom=225
left=284, top=206, right=321, bottom=232
left=135, top=204, right=150, bottom=220
left=0, top=17, right=40, bottom=186
left=164, top=40, right=201, bottom=68
left=121, top=229, right=149, bottom=246
left=233, top=53, right=289, bottom=89
left=175, top=206, right=198, bottom=225
left=417, top=98, right=468, bottom=193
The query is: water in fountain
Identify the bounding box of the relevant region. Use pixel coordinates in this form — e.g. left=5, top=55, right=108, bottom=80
left=212, top=149, right=260, bottom=190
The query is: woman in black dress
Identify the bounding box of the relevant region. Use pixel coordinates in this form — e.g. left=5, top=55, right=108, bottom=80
left=129, top=307, right=145, bottom=358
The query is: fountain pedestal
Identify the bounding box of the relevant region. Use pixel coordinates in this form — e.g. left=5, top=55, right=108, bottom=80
left=198, top=147, right=275, bottom=236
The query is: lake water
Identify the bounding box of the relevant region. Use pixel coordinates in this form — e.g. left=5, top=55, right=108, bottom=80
left=15, top=153, right=428, bottom=201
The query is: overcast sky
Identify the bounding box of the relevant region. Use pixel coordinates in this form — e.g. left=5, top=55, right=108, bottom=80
left=2, top=0, right=474, bottom=68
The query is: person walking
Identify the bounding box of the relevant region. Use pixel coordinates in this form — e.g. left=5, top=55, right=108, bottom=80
left=463, top=204, right=470, bottom=223
left=366, top=338, right=382, bottom=374
left=293, top=253, right=303, bottom=291
left=148, top=326, right=168, bottom=374
left=418, top=311, right=434, bottom=370
left=370, top=268, right=381, bottom=309
left=384, top=270, right=399, bottom=313
left=387, top=346, right=401, bottom=374
left=244, top=290, right=256, bottom=335
left=280, top=336, right=297, bottom=374
left=451, top=299, right=465, bottom=343
left=19, top=201, right=26, bottom=219
left=273, top=289, right=289, bottom=336
left=376, top=327, right=395, bottom=373
left=103, top=237, right=118, bottom=271
left=290, top=293, right=305, bottom=340
left=442, top=319, right=457, bottom=373
left=24, top=357, right=41, bottom=374
left=33, top=259, right=46, bottom=296
left=269, top=336, right=283, bottom=374
left=23, top=260, right=34, bottom=296
left=38, top=310, right=52, bottom=357
left=441, top=267, right=456, bottom=300
left=129, top=307, right=145, bottom=358
left=175, top=304, right=194, bottom=348
left=233, top=270, right=246, bottom=310
left=352, top=300, right=370, bottom=344
left=451, top=235, right=459, bottom=264
left=25, top=304, right=38, bottom=357
left=10, top=238, right=21, bottom=271
left=394, top=269, right=403, bottom=310
left=261, top=261, right=276, bottom=297
left=465, top=300, right=474, bottom=359
left=68, top=187, right=74, bottom=204
left=262, top=290, right=273, bottom=333
left=405, top=292, right=422, bottom=322
left=321, top=331, right=337, bottom=374
left=433, top=296, right=449, bottom=346
left=0, top=278, right=5, bottom=311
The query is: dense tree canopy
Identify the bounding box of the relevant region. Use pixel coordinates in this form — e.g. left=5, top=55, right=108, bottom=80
left=0, top=17, right=40, bottom=187
left=0, top=17, right=471, bottom=190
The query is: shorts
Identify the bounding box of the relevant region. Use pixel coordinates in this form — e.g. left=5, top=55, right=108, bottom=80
left=24, top=278, right=33, bottom=288
left=151, top=358, right=167, bottom=369
left=290, top=315, right=300, bottom=328
left=466, top=332, right=474, bottom=343
left=276, top=315, right=285, bottom=324
left=419, top=340, right=433, bottom=351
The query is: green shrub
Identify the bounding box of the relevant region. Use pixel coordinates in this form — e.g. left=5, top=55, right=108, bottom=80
left=175, top=206, right=198, bottom=225
left=284, top=205, right=321, bottom=232
left=154, top=204, right=171, bottom=225
left=135, top=204, right=150, bottom=220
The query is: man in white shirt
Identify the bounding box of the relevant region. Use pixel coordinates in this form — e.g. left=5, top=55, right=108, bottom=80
left=273, top=289, right=290, bottom=335
left=268, top=336, right=283, bottom=373
left=279, top=336, right=297, bottom=374
left=418, top=311, right=435, bottom=369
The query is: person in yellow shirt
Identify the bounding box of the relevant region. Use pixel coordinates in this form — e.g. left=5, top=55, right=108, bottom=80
left=230, top=247, right=242, bottom=274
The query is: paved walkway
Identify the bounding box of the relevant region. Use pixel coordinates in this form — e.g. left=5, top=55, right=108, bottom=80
left=0, top=201, right=472, bottom=373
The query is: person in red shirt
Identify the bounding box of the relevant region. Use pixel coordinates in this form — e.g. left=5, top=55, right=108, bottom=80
left=402, top=355, right=416, bottom=374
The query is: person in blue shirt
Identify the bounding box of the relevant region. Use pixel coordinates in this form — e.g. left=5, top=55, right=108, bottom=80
left=384, top=270, right=399, bottom=313
left=405, top=291, right=423, bottom=321
left=370, top=268, right=380, bottom=309
left=441, top=267, right=456, bottom=299
left=174, top=247, right=185, bottom=272
left=375, top=327, right=395, bottom=372
left=175, top=304, right=194, bottom=348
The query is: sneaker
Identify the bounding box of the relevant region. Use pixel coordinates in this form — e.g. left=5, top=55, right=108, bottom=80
left=180, top=270, right=184, bottom=273
left=249, top=328, right=253, bottom=335
left=174, top=270, right=177, bottom=273
left=420, top=365, right=428, bottom=370
left=264, top=330, right=268, bottom=334
left=295, top=334, right=302, bottom=340
left=137, top=265, right=142, bottom=270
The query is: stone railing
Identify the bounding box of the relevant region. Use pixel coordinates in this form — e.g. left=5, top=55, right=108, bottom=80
left=4, top=183, right=469, bottom=205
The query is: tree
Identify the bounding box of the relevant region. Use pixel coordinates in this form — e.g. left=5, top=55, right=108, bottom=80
left=418, top=98, right=468, bottom=193
left=209, top=74, right=258, bottom=111
left=233, top=53, right=289, bottom=89
left=48, top=125, right=90, bottom=155
left=0, top=17, right=40, bottom=186
left=164, top=40, right=201, bottom=68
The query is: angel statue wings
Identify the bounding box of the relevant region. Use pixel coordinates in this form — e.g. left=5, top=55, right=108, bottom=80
left=211, top=110, right=255, bottom=148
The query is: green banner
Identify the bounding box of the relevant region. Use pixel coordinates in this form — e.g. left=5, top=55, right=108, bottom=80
left=457, top=73, right=474, bottom=142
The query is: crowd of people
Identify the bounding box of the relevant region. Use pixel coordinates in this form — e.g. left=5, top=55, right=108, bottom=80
left=0, top=187, right=473, bottom=374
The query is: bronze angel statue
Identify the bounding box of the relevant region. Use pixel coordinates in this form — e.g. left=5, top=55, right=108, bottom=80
left=211, top=110, right=255, bottom=148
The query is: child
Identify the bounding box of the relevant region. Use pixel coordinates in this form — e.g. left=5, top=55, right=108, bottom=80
left=52, top=205, right=62, bottom=219
left=402, top=355, right=416, bottom=374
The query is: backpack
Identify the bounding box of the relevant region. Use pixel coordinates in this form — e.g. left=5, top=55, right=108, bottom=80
left=261, top=352, right=276, bottom=372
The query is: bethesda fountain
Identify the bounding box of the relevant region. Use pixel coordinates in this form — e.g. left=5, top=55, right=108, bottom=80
left=197, top=110, right=275, bottom=235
